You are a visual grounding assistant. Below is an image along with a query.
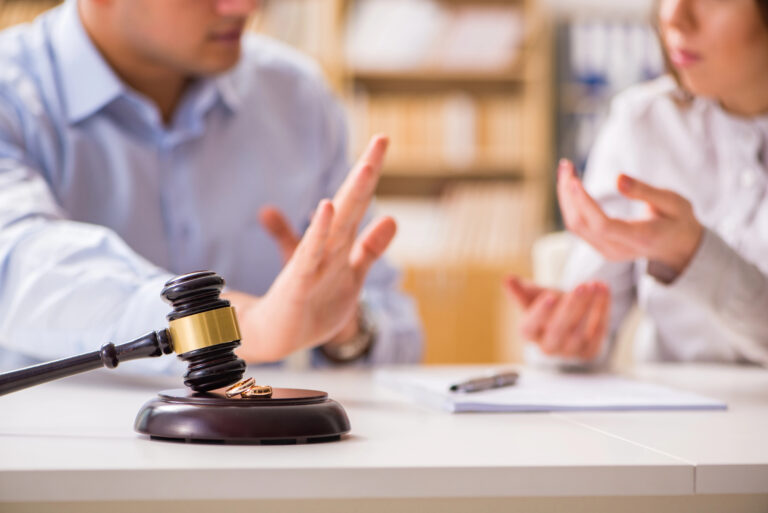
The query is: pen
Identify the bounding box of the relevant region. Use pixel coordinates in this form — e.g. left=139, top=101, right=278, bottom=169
left=449, top=371, right=519, bottom=393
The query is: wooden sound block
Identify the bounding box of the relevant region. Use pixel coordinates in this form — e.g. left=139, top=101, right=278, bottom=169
left=134, top=388, right=350, bottom=445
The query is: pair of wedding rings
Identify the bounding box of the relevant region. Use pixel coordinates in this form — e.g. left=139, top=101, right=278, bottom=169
left=225, top=377, right=273, bottom=399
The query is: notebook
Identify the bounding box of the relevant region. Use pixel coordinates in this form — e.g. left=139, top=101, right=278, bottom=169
left=375, top=367, right=727, bottom=413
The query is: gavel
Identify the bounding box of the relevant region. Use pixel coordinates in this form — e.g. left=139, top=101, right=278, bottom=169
left=0, top=271, right=247, bottom=396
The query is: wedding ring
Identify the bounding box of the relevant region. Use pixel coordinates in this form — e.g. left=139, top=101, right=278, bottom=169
left=225, top=377, right=255, bottom=398
left=241, top=385, right=273, bottom=398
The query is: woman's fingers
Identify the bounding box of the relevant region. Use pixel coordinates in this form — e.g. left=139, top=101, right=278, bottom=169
left=505, top=276, right=547, bottom=309
left=519, top=291, right=560, bottom=342
left=558, top=162, right=646, bottom=261
left=541, top=284, right=594, bottom=354
left=528, top=282, right=610, bottom=361
left=292, top=199, right=334, bottom=277
left=557, top=158, right=699, bottom=270
left=557, top=161, right=609, bottom=242
left=560, top=313, right=591, bottom=358
left=617, top=174, right=685, bottom=217
left=581, top=284, right=611, bottom=360
left=565, top=168, right=608, bottom=229
left=350, top=216, right=397, bottom=281
left=566, top=172, right=634, bottom=246
left=556, top=159, right=582, bottom=232
left=560, top=284, right=604, bottom=356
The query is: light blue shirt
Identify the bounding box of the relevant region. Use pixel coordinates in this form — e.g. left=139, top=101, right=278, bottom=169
left=0, top=0, right=422, bottom=374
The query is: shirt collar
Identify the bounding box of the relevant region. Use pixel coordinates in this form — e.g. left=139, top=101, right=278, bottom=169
left=214, top=73, right=242, bottom=114
left=52, top=0, right=242, bottom=125
left=52, top=0, right=125, bottom=124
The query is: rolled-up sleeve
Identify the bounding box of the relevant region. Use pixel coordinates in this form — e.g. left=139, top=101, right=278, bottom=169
left=661, top=228, right=768, bottom=364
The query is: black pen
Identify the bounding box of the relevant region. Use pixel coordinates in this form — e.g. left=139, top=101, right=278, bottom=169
left=449, top=371, right=519, bottom=393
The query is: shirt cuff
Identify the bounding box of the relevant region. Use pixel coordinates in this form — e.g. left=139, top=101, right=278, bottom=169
left=663, top=228, right=767, bottom=321
left=110, top=273, right=185, bottom=376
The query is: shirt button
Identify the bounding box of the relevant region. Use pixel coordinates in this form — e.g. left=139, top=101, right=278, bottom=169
left=741, top=169, right=756, bottom=188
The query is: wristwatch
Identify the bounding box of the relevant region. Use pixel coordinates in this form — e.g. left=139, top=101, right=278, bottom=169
left=320, top=305, right=376, bottom=364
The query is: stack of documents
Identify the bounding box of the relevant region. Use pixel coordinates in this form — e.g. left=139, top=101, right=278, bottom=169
left=376, top=367, right=727, bottom=413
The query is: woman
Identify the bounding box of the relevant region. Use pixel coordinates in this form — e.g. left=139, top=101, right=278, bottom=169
left=507, top=0, right=768, bottom=367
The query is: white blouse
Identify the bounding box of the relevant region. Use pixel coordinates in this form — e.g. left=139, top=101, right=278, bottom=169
left=562, top=75, right=768, bottom=366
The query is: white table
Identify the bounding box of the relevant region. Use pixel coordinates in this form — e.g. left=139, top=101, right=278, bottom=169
left=1, top=364, right=767, bottom=513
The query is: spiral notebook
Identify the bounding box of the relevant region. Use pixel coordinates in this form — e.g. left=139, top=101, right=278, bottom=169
left=375, top=367, right=727, bottom=413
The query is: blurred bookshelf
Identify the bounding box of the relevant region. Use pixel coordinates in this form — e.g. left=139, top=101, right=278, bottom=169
left=555, top=14, right=663, bottom=172
left=0, top=0, right=58, bottom=29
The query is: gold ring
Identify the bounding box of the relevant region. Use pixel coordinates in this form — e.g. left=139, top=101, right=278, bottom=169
left=225, top=377, right=255, bottom=398
left=241, top=385, right=273, bottom=398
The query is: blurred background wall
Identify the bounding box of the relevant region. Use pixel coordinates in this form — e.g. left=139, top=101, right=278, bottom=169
left=0, top=0, right=662, bottom=364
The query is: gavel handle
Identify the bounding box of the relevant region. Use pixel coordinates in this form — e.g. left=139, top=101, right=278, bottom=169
left=0, top=330, right=173, bottom=396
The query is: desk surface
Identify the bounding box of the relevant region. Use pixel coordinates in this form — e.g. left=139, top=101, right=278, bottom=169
left=0, top=364, right=766, bottom=502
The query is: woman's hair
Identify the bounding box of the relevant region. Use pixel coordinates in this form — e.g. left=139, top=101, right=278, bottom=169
left=761, top=0, right=768, bottom=26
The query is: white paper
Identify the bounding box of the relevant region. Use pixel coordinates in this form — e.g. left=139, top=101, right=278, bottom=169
left=376, top=367, right=727, bottom=413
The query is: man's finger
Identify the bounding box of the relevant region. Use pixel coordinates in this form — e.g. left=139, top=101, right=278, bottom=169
left=259, top=206, right=301, bottom=263
left=353, top=134, right=389, bottom=175
left=335, top=136, right=389, bottom=207
left=350, top=216, right=397, bottom=281
left=617, top=174, right=684, bottom=217
left=292, top=199, right=334, bottom=276
left=330, top=136, right=389, bottom=244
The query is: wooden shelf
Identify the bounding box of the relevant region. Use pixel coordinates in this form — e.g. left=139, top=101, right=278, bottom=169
left=349, top=67, right=524, bottom=92
left=382, top=161, right=524, bottom=178
left=351, top=67, right=523, bottom=84
left=377, top=173, right=523, bottom=197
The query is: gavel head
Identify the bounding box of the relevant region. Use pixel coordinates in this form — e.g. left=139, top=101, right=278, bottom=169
left=161, top=271, right=246, bottom=393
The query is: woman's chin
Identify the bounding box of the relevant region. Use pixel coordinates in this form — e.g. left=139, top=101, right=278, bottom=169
left=677, top=72, right=719, bottom=99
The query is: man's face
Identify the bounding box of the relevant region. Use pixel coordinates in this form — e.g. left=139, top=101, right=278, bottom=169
left=111, top=0, right=259, bottom=75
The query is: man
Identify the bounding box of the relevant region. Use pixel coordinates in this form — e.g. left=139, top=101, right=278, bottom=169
left=0, top=0, right=422, bottom=373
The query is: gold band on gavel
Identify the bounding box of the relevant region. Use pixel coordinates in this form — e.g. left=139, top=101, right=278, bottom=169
left=168, top=306, right=241, bottom=355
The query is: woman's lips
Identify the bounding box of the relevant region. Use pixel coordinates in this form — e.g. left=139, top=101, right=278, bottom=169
left=668, top=47, right=702, bottom=68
